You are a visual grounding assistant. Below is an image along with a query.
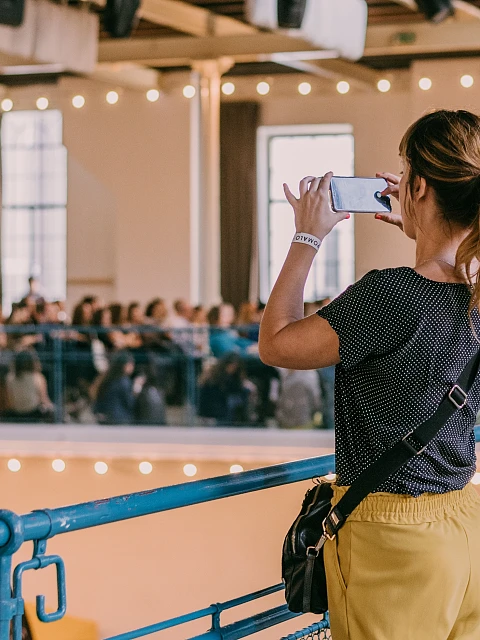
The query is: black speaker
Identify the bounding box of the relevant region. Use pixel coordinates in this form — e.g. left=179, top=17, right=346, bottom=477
left=277, top=0, right=308, bottom=28
left=104, top=0, right=140, bottom=38
left=0, top=0, right=24, bottom=27
left=414, top=0, right=454, bottom=22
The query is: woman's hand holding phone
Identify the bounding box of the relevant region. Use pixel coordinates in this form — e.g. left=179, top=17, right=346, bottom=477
left=375, top=172, right=404, bottom=231
left=283, top=172, right=350, bottom=241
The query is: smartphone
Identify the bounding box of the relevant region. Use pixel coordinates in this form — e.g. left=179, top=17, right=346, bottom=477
left=330, top=176, right=392, bottom=214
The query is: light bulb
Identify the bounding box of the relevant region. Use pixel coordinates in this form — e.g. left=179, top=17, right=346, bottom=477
left=72, top=95, right=85, bottom=109
left=336, top=81, right=350, bottom=95
left=418, top=77, right=432, bottom=91
left=139, top=461, right=153, bottom=475
left=377, top=79, right=391, bottom=93
left=1, top=98, right=13, bottom=112
left=7, top=459, right=21, bottom=472
left=183, top=85, right=196, bottom=99
left=106, top=91, right=119, bottom=105
left=298, top=82, right=312, bottom=96
left=36, top=97, right=49, bottom=110
left=230, top=464, right=244, bottom=473
left=183, top=463, right=197, bottom=477
left=52, top=459, right=66, bottom=473
left=256, top=81, right=270, bottom=96
left=146, top=89, right=160, bottom=102
left=461, top=75, right=474, bottom=88
left=221, top=82, right=235, bottom=96
left=94, top=461, right=108, bottom=475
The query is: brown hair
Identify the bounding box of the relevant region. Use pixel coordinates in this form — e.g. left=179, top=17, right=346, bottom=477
left=399, top=109, right=480, bottom=313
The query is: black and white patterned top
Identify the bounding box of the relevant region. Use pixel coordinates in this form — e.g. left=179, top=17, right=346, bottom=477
left=317, top=266, right=480, bottom=497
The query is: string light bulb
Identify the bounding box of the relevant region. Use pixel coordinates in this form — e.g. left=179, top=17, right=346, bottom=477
left=298, top=82, right=312, bottom=96
left=52, top=459, right=66, bottom=472
left=221, top=82, right=235, bottom=96
left=36, top=97, right=49, bottom=110
left=183, top=463, right=197, bottom=477
left=7, top=459, right=21, bottom=472
left=183, top=85, right=196, bottom=99
left=336, top=81, right=350, bottom=95
left=230, top=464, right=244, bottom=473
left=94, top=461, right=108, bottom=475
left=1, top=98, right=13, bottom=112
left=72, top=95, right=85, bottom=109
left=256, top=81, right=270, bottom=96
left=418, top=77, right=432, bottom=91
left=106, top=91, right=119, bottom=105
left=461, top=75, right=474, bottom=88
left=377, top=79, right=391, bottom=93
left=146, top=89, right=160, bottom=102
left=139, top=461, right=153, bottom=475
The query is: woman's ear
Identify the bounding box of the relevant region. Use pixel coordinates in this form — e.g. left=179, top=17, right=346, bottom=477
left=414, top=175, right=427, bottom=201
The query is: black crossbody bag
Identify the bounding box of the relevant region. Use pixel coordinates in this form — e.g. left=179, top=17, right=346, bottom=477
left=282, top=348, right=480, bottom=614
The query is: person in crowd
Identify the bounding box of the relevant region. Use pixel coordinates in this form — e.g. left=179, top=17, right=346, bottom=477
left=134, top=359, right=167, bottom=425
left=259, top=110, right=480, bottom=639
left=275, top=368, right=321, bottom=429
left=191, top=305, right=207, bottom=325
left=237, top=302, right=261, bottom=342
left=190, top=305, right=210, bottom=356
left=127, top=302, right=145, bottom=326
left=5, top=303, right=41, bottom=350
left=33, top=301, right=61, bottom=325
left=167, top=299, right=193, bottom=328
left=207, top=304, right=257, bottom=358
left=92, top=307, right=130, bottom=351
left=109, top=303, right=126, bottom=326
left=145, top=298, right=169, bottom=326
left=20, top=276, right=44, bottom=307
left=198, top=354, right=255, bottom=425
left=94, top=350, right=136, bottom=424
left=5, top=350, right=54, bottom=422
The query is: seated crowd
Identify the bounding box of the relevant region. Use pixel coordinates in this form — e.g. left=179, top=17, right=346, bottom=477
left=0, top=282, right=335, bottom=428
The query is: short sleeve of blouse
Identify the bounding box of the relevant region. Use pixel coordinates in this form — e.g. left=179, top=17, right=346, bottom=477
left=317, top=269, right=417, bottom=369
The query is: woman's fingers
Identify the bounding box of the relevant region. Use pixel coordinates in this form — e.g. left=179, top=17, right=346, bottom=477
left=299, top=176, right=316, bottom=197
left=376, top=171, right=400, bottom=185
left=283, top=183, right=297, bottom=207
left=374, top=212, right=403, bottom=230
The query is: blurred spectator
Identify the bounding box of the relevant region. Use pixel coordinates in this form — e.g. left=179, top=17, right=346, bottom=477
left=191, top=305, right=207, bottom=325
left=237, top=301, right=261, bottom=342
left=127, top=302, right=145, bottom=326
left=94, top=351, right=136, bottom=424
left=5, top=350, right=54, bottom=422
left=168, top=299, right=193, bottom=329
left=207, top=304, right=257, bottom=358
left=145, top=298, right=168, bottom=326
left=71, top=300, right=93, bottom=327
left=275, top=369, right=321, bottom=429
left=198, top=354, right=255, bottom=424
left=109, top=303, right=127, bottom=326
left=20, top=276, right=44, bottom=307
left=92, top=307, right=131, bottom=351
left=134, top=360, right=167, bottom=425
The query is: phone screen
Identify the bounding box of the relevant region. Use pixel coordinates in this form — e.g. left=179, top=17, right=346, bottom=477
left=330, top=177, right=392, bottom=213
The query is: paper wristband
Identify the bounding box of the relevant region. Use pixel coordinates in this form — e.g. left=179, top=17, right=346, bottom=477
left=292, top=232, right=322, bottom=252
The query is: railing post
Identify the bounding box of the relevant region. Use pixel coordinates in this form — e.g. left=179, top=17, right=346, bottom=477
left=0, top=555, right=13, bottom=640
left=52, top=333, right=64, bottom=424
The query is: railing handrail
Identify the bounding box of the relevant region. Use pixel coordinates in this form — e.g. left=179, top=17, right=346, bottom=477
left=0, top=454, right=336, bottom=548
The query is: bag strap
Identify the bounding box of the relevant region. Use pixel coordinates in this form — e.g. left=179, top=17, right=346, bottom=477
left=323, top=347, right=480, bottom=540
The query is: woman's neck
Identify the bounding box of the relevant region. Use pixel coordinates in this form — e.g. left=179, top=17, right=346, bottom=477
left=414, top=225, right=471, bottom=283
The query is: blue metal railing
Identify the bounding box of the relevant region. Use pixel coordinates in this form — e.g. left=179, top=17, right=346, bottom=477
left=2, top=427, right=479, bottom=639
left=0, top=451, right=337, bottom=640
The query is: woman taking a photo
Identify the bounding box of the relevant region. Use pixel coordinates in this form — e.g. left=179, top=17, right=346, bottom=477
left=259, top=110, right=480, bottom=639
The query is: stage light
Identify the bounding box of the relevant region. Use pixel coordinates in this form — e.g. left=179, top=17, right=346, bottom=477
left=139, top=461, right=153, bottom=475
left=418, top=77, right=432, bottom=91
left=298, top=82, right=311, bottom=95
left=106, top=91, right=119, bottom=105
left=183, top=85, right=196, bottom=99
left=36, top=97, right=48, bottom=110
left=377, top=79, right=391, bottom=93
left=7, top=459, right=21, bottom=472
left=413, top=0, right=453, bottom=23
left=94, top=461, right=108, bottom=475
left=1, top=98, right=13, bottom=112
left=336, top=81, right=350, bottom=95
left=256, top=81, right=270, bottom=95
left=52, top=459, right=66, bottom=473
left=221, top=82, right=235, bottom=96
left=146, top=89, right=160, bottom=102
left=183, top=463, right=197, bottom=477
left=72, top=95, right=85, bottom=109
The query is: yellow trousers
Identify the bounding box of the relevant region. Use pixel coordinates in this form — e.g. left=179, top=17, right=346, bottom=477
left=324, top=483, right=480, bottom=640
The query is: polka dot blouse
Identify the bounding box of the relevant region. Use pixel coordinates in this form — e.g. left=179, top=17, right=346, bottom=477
left=317, top=267, right=480, bottom=497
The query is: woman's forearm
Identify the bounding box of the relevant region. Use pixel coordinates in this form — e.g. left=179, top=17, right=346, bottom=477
left=260, top=243, right=316, bottom=342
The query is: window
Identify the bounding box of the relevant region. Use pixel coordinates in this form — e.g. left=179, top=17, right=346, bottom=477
left=1, top=110, right=67, bottom=313
left=257, top=124, right=355, bottom=302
